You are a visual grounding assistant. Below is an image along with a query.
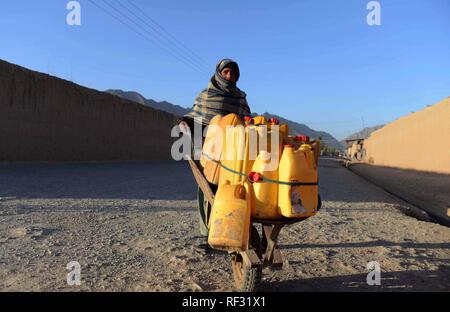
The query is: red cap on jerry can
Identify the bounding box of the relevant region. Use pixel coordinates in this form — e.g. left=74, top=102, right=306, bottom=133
left=295, top=135, right=310, bottom=142
left=248, top=172, right=263, bottom=183
left=268, top=118, right=279, bottom=125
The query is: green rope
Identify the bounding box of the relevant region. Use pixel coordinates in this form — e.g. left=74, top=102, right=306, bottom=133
left=201, top=151, right=319, bottom=186
left=263, top=177, right=318, bottom=186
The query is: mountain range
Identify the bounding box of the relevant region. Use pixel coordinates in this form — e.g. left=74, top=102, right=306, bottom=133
left=107, top=89, right=191, bottom=117
left=106, top=89, right=344, bottom=150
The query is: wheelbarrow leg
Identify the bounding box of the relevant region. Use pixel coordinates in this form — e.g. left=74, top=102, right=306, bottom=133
left=262, top=224, right=284, bottom=269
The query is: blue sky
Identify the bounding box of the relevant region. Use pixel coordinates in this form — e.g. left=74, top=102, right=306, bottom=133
left=1, top=0, right=449, bottom=140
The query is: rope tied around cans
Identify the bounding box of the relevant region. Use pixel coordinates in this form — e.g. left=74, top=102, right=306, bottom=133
left=199, top=151, right=319, bottom=186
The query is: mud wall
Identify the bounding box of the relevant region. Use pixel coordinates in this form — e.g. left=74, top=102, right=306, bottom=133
left=0, top=60, right=177, bottom=162
left=347, top=141, right=362, bottom=159
left=365, top=97, right=450, bottom=174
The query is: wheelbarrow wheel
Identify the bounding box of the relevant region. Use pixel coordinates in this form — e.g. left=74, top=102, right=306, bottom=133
left=231, top=226, right=262, bottom=292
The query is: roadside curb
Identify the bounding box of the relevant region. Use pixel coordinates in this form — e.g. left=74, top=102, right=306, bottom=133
left=343, top=161, right=433, bottom=224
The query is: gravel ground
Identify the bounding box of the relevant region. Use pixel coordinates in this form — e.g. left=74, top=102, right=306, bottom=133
left=0, top=158, right=449, bottom=292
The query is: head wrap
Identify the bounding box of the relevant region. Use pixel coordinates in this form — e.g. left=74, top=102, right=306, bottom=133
left=184, top=58, right=251, bottom=125
left=214, top=59, right=240, bottom=93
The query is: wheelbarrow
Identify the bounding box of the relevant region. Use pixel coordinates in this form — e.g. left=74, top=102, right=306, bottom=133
left=178, top=119, right=321, bottom=291
left=185, top=150, right=321, bottom=292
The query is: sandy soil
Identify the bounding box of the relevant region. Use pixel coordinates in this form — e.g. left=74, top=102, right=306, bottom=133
left=0, top=158, right=449, bottom=292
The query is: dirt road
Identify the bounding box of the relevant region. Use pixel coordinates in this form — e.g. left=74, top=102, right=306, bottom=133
left=349, top=162, right=450, bottom=226
left=0, top=158, right=449, bottom=291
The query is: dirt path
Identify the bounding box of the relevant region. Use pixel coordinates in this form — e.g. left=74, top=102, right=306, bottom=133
left=0, top=159, right=449, bottom=291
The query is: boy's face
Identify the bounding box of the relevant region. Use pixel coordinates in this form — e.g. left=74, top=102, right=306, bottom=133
left=220, top=67, right=237, bottom=83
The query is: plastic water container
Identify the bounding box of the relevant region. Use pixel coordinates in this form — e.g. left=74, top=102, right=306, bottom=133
left=298, top=144, right=319, bottom=211
left=219, top=114, right=244, bottom=185
left=201, top=114, right=223, bottom=185
left=208, top=181, right=252, bottom=251
left=253, top=115, right=268, bottom=126
left=279, top=124, right=289, bottom=143
left=244, top=116, right=254, bottom=126
left=240, top=122, right=287, bottom=185
left=240, top=125, right=258, bottom=183
left=250, top=151, right=282, bottom=219
left=278, top=145, right=319, bottom=218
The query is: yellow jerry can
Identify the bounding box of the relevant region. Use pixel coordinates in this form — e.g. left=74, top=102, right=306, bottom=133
left=240, top=125, right=258, bottom=183
left=256, top=125, right=285, bottom=159
left=201, top=114, right=223, bottom=185
left=240, top=123, right=285, bottom=182
left=233, top=124, right=246, bottom=185
left=278, top=145, right=319, bottom=218
left=219, top=114, right=244, bottom=185
left=279, top=124, right=289, bottom=144
left=250, top=151, right=282, bottom=219
left=253, top=115, right=268, bottom=126
left=298, top=144, right=319, bottom=211
left=208, top=181, right=252, bottom=252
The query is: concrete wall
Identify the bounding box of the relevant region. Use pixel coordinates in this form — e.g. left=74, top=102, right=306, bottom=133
left=0, top=60, right=177, bottom=162
left=365, top=97, right=450, bottom=174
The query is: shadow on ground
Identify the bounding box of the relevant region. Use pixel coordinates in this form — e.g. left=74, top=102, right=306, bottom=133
left=0, top=158, right=400, bottom=205
left=260, top=265, right=450, bottom=291
left=0, top=161, right=197, bottom=200
left=317, top=158, right=400, bottom=204
left=280, top=240, right=450, bottom=250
